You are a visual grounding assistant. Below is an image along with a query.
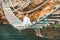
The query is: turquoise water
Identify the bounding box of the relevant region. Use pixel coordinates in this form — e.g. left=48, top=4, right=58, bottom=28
left=0, top=25, right=49, bottom=40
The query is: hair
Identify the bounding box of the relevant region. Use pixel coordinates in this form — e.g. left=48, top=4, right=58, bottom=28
left=24, top=13, right=29, bottom=16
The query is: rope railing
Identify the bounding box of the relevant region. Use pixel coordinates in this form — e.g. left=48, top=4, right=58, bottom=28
left=31, top=5, right=60, bottom=26
left=16, top=0, right=49, bottom=14
left=9, top=0, right=30, bottom=12
left=52, top=12, right=60, bottom=14
left=39, top=6, right=60, bottom=21
left=44, top=19, right=60, bottom=21
left=49, top=16, right=60, bottom=17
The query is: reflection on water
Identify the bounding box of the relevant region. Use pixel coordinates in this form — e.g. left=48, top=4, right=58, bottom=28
left=0, top=25, right=48, bottom=40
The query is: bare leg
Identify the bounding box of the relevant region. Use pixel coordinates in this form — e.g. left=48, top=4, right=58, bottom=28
left=35, top=29, right=39, bottom=36
left=38, top=28, right=43, bottom=37
left=35, top=28, right=43, bottom=37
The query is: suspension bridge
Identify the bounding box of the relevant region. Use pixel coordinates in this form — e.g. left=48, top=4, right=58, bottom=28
left=2, top=0, right=60, bottom=31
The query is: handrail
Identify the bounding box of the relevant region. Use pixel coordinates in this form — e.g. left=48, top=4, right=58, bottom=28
left=39, top=6, right=60, bottom=21
left=49, top=16, right=60, bottom=17
left=31, top=6, right=60, bottom=25
left=11, top=0, right=30, bottom=12
left=13, top=0, right=49, bottom=13
left=44, top=19, right=60, bottom=21
left=52, top=12, right=60, bottom=14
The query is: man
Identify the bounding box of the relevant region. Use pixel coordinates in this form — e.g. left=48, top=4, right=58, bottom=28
left=22, top=13, right=32, bottom=27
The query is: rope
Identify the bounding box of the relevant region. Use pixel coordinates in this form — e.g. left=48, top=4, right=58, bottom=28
left=13, top=0, right=49, bottom=13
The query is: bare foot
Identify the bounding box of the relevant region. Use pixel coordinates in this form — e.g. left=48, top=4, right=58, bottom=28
left=38, top=34, right=43, bottom=37
left=36, top=33, right=39, bottom=36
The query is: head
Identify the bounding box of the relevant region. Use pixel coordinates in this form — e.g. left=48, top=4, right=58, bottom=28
left=24, top=13, right=29, bottom=17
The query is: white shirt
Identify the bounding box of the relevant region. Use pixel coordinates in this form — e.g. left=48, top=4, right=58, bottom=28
left=23, top=16, right=32, bottom=26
